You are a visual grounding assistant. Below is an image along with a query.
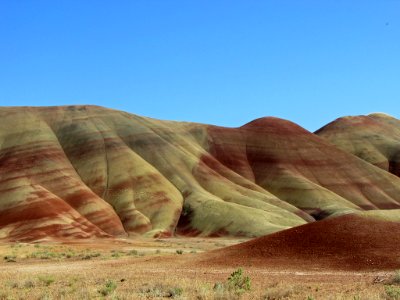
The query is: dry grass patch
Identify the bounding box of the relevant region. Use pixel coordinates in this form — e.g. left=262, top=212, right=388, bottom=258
left=0, top=240, right=396, bottom=299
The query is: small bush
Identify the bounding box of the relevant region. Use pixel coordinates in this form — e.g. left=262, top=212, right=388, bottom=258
left=227, top=268, right=251, bottom=294
left=385, top=285, right=400, bottom=299
left=29, top=250, right=57, bottom=259
left=176, top=249, right=183, bottom=255
left=98, top=280, right=117, bottom=296
left=389, top=271, right=400, bottom=285
left=170, top=287, right=183, bottom=297
left=7, top=281, right=18, bottom=289
left=111, top=250, right=124, bottom=258
left=213, top=282, right=224, bottom=292
left=91, top=252, right=101, bottom=258
left=81, top=252, right=101, bottom=260
left=264, top=286, right=294, bottom=299
left=127, top=249, right=138, bottom=256
left=139, top=284, right=183, bottom=298
left=23, top=280, right=35, bottom=288
left=67, top=277, right=79, bottom=287
left=38, top=275, right=55, bottom=286
left=3, top=255, right=17, bottom=262
left=212, top=268, right=251, bottom=297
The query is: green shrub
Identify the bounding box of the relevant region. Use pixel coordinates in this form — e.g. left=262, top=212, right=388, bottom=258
left=213, top=282, right=224, bottom=292
left=212, top=268, right=252, bottom=296
left=81, top=252, right=101, bottom=260
left=227, top=268, right=251, bottom=294
left=3, top=255, right=17, bottom=262
left=98, top=280, right=117, bottom=296
left=264, top=286, right=294, bottom=299
left=29, top=250, right=57, bottom=259
left=23, top=280, right=35, bottom=288
left=38, top=275, right=55, bottom=286
left=139, top=284, right=183, bottom=298
left=127, top=249, right=138, bottom=256
left=7, top=281, right=18, bottom=289
left=390, top=271, right=400, bottom=285
left=111, top=250, right=124, bottom=258
left=176, top=249, right=183, bottom=255
left=385, top=285, right=400, bottom=299
left=170, top=287, right=183, bottom=297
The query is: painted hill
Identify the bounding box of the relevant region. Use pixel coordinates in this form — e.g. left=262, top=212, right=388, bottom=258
left=194, top=214, right=400, bottom=270
left=1, top=106, right=400, bottom=241
left=316, top=113, right=400, bottom=177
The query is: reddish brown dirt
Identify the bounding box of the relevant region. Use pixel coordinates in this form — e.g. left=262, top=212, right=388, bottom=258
left=195, top=214, right=400, bottom=271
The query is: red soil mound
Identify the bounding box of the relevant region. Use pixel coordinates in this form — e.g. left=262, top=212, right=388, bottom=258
left=196, top=214, right=400, bottom=270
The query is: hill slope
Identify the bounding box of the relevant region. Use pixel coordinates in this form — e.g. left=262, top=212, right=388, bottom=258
left=316, top=113, right=400, bottom=177
left=1, top=106, right=400, bottom=241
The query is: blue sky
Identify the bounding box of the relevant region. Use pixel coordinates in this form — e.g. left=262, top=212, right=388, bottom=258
left=0, top=1, right=399, bottom=131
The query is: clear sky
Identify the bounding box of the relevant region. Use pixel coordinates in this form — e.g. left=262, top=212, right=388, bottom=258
left=0, top=1, right=399, bottom=131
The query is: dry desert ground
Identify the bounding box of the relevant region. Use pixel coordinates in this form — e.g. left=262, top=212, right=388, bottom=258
left=0, top=237, right=399, bottom=300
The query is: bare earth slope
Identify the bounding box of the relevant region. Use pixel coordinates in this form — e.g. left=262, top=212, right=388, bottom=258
left=316, top=113, right=400, bottom=177
left=2, top=106, right=400, bottom=241
left=196, top=214, right=400, bottom=270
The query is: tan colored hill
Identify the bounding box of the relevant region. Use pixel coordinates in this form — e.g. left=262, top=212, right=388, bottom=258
left=1, top=106, right=400, bottom=241
left=194, top=214, right=400, bottom=270
left=315, top=113, right=400, bottom=176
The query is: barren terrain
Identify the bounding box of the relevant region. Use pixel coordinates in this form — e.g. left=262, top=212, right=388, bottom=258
left=1, top=237, right=400, bottom=300
left=3, top=106, right=400, bottom=241
left=2, top=107, right=400, bottom=299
